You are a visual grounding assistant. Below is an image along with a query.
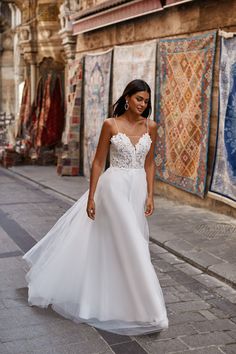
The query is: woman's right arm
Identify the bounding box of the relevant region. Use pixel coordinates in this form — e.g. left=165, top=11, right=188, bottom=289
left=87, top=119, right=113, bottom=220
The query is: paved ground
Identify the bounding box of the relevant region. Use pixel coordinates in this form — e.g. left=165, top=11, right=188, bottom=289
left=9, top=165, right=236, bottom=288
left=0, top=166, right=236, bottom=353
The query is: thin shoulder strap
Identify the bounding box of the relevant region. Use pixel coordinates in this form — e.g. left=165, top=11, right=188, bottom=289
left=146, top=118, right=149, bottom=133
left=113, top=118, right=119, bottom=133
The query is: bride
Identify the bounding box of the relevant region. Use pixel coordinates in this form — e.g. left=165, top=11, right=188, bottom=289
left=23, top=79, right=169, bottom=335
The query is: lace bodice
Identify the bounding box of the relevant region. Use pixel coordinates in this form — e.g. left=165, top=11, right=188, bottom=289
left=110, top=132, right=152, bottom=169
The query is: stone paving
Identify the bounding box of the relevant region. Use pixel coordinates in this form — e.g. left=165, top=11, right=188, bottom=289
left=9, top=165, right=236, bottom=288
left=0, top=166, right=236, bottom=353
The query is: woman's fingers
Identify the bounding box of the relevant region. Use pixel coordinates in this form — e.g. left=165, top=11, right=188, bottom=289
left=86, top=201, right=96, bottom=220
left=145, top=200, right=154, bottom=216
left=87, top=208, right=95, bottom=220
left=145, top=208, right=153, bottom=216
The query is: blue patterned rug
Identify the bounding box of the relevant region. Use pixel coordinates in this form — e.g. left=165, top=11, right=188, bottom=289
left=210, top=37, right=236, bottom=205
left=83, top=50, right=112, bottom=178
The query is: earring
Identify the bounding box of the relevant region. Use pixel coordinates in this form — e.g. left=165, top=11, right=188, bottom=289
left=124, top=100, right=129, bottom=110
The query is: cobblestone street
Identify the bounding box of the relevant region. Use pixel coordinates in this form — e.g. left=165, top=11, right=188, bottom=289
left=0, top=167, right=236, bottom=354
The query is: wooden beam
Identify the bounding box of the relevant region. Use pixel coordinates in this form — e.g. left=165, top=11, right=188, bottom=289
left=73, top=0, right=163, bottom=35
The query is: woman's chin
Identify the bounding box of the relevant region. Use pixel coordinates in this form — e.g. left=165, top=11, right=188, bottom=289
left=137, top=110, right=144, bottom=115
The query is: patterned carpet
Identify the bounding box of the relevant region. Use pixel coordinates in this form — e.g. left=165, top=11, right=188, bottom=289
left=83, top=50, right=112, bottom=178
left=210, top=36, right=236, bottom=206
left=112, top=41, right=157, bottom=119
left=17, top=79, right=31, bottom=138
left=155, top=32, right=216, bottom=197
left=57, top=59, right=83, bottom=176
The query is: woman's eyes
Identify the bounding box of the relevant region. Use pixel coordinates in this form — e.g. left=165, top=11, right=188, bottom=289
left=136, top=97, right=148, bottom=103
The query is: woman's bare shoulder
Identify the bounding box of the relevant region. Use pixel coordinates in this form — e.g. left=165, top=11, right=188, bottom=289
left=104, top=117, right=115, bottom=125
left=101, top=118, right=115, bottom=134
left=148, top=119, right=157, bottom=130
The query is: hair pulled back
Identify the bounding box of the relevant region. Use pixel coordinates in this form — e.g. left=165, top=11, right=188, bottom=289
left=112, top=79, right=152, bottom=118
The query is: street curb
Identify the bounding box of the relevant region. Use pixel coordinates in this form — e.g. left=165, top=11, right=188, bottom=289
left=6, top=167, right=77, bottom=202
left=150, top=237, right=236, bottom=289
left=4, top=166, right=236, bottom=290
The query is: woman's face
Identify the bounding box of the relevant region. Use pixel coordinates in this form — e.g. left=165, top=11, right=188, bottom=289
left=127, top=91, right=150, bottom=116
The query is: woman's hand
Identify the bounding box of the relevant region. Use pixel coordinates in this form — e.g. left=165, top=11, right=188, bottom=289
left=87, top=198, right=95, bottom=220
left=145, top=196, right=154, bottom=217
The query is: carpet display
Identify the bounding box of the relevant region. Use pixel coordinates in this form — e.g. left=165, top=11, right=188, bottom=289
left=112, top=41, right=156, bottom=119
left=57, top=59, right=83, bottom=176
left=83, top=50, right=112, bottom=178
left=17, top=79, right=31, bottom=138
left=155, top=32, right=216, bottom=197
left=210, top=37, right=236, bottom=205
left=40, top=74, right=64, bottom=147
left=29, top=73, right=64, bottom=149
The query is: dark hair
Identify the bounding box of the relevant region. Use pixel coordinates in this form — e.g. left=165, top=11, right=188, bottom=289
left=112, top=79, right=152, bottom=118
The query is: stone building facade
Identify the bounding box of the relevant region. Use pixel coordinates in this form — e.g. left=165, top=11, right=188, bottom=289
left=0, top=0, right=70, bottom=164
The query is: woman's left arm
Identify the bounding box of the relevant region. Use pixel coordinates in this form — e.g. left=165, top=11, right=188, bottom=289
left=144, top=120, right=157, bottom=217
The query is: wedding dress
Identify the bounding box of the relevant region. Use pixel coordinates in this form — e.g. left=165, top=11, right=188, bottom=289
left=23, top=118, right=168, bottom=335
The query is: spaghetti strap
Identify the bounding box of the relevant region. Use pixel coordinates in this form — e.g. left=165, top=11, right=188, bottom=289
left=146, top=118, right=149, bottom=133
left=113, top=118, right=119, bottom=133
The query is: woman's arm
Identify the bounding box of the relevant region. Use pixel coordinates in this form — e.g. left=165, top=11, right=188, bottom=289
left=87, top=119, right=113, bottom=220
left=144, top=120, right=157, bottom=217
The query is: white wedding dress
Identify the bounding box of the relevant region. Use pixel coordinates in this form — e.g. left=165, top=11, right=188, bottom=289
left=23, top=118, right=168, bottom=335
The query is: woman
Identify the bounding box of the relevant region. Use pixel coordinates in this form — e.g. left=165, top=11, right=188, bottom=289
left=23, top=79, right=169, bottom=335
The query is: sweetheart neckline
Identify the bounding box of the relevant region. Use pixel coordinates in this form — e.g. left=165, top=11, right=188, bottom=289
left=110, top=132, right=152, bottom=149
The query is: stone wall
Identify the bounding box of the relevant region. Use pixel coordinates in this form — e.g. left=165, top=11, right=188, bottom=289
left=0, top=3, right=15, bottom=115
left=0, top=40, right=15, bottom=114
left=74, top=0, right=236, bottom=217
left=80, top=0, right=107, bottom=11
left=14, top=0, right=65, bottom=102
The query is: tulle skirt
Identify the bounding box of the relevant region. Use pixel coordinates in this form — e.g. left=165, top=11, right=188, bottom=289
left=23, top=166, right=168, bottom=335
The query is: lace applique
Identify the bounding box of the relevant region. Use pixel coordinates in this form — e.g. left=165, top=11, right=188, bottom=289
left=110, top=132, right=152, bottom=169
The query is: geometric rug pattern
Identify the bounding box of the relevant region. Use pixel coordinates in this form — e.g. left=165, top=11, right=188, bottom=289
left=57, top=59, right=83, bottom=176
left=155, top=31, right=216, bottom=197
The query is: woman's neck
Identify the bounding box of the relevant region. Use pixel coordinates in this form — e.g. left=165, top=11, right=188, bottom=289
left=123, top=111, right=142, bottom=123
